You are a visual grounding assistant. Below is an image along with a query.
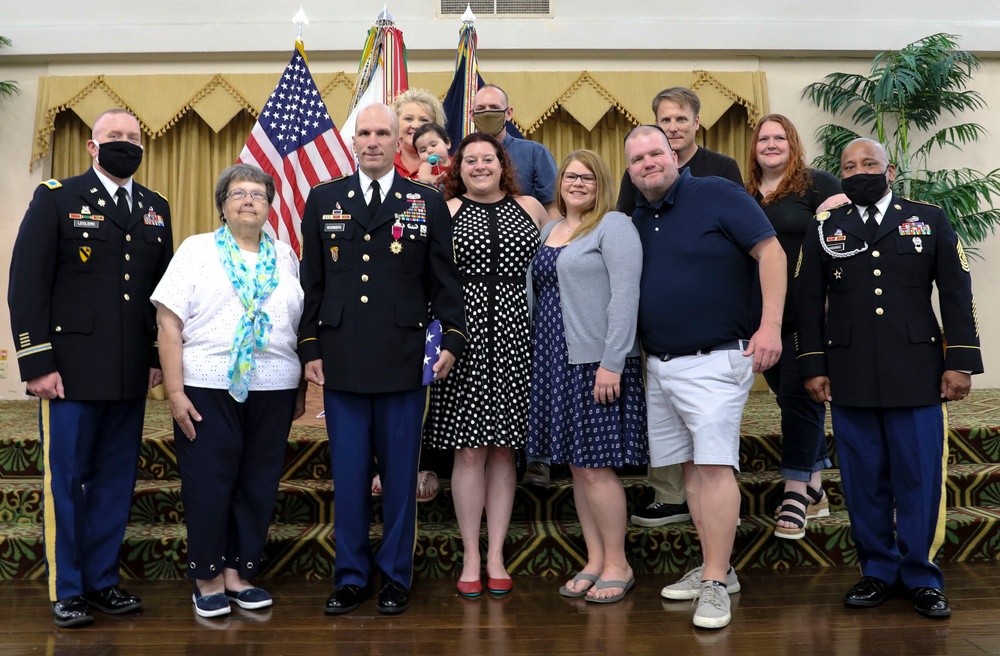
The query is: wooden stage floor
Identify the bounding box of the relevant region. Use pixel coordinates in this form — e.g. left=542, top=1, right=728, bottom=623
left=2, top=562, right=998, bottom=656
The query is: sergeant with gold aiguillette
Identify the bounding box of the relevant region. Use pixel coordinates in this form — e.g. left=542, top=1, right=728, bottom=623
left=7, top=109, right=173, bottom=628
left=795, top=138, right=982, bottom=619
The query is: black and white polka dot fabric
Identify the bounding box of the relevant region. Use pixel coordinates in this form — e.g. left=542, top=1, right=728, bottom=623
left=424, top=196, right=539, bottom=450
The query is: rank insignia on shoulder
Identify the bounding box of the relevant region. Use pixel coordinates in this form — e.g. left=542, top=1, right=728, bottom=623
left=957, top=241, right=970, bottom=272
left=41, top=179, right=62, bottom=189
left=816, top=211, right=830, bottom=222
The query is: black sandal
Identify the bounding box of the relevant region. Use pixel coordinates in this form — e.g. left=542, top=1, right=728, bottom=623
left=806, top=485, right=830, bottom=518
left=773, top=490, right=809, bottom=540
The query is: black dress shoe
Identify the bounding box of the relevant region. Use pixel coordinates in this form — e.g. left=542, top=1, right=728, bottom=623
left=324, top=584, right=368, bottom=615
left=377, top=580, right=410, bottom=615
left=83, top=585, right=143, bottom=615
left=52, top=596, right=94, bottom=628
left=912, top=587, right=951, bottom=618
left=844, top=576, right=893, bottom=608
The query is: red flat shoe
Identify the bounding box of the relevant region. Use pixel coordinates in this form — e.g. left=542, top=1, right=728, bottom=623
left=457, top=579, right=483, bottom=598
left=487, top=577, right=512, bottom=595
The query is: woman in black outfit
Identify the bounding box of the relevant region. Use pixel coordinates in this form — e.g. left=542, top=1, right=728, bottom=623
left=746, top=114, right=847, bottom=540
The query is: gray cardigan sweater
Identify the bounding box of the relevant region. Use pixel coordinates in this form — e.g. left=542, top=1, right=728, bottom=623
left=527, top=211, right=643, bottom=373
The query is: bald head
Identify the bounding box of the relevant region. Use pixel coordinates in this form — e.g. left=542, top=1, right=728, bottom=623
left=353, top=103, right=402, bottom=179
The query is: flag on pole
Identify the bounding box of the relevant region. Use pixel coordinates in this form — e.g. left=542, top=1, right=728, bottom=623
left=442, top=5, right=484, bottom=150
left=441, top=5, right=524, bottom=147
left=237, top=39, right=353, bottom=254
left=340, top=6, right=409, bottom=140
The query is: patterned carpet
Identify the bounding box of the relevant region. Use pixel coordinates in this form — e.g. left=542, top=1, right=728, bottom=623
left=2, top=389, right=1000, bottom=580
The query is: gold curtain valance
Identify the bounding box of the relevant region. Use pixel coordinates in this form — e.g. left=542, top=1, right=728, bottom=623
left=32, top=70, right=768, bottom=170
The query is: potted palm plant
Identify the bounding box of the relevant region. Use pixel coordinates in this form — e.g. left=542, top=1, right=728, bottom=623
left=802, top=33, right=1000, bottom=249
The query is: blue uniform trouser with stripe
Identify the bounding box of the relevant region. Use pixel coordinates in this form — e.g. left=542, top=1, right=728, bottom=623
left=39, top=397, right=145, bottom=601
left=323, top=388, right=424, bottom=590
left=831, top=403, right=948, bottom=590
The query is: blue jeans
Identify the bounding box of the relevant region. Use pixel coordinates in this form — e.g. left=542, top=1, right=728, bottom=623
left=762, top=333, right=831, bottom=482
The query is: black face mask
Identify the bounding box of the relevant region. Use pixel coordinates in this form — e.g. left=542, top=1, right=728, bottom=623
left=841, top=171, right=889, bottom=206
left=96, top=140, right=144, bottom=179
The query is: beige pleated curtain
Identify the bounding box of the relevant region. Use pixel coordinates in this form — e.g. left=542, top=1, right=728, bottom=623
left=34, top=70, right=768, bottom=245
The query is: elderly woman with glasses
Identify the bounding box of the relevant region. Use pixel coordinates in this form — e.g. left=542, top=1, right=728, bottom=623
left=152, top=164, right=305, bottom=619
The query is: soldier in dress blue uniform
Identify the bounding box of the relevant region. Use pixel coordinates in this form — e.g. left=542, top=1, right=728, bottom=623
left=7, top=109, right=173, bottom=628
left=795, top=138, right=982, bottom=619
left=298, top=103, right=467, bottom=616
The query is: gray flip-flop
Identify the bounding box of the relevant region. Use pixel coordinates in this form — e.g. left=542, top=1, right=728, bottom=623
left=559, top=573, right=599, bottom=598
left=584, top=577, right=635, bottom=604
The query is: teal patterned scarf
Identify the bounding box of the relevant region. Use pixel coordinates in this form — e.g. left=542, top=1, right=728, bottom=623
left=215, top=224, right=279, bottom=402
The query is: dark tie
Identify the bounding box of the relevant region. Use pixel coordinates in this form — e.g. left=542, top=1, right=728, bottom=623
left=865, top=206, right=879, bottom=240
left=115, top=187, right=130, bottom=223
left=368, top=180, right=382, bottom=218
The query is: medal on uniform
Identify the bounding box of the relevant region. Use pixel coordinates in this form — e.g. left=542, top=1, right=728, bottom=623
left=913, top=236, right=923, bottom=253
left=391, top=221, right=403, bottom=254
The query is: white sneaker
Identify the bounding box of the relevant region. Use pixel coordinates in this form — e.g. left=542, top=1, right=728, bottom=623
left=660, top=564, right=741, bottom=600
left=692, top=581, right=732, bottom=629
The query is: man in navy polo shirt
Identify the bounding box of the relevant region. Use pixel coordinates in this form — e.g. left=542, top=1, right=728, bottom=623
left=624, top=125, right=785, bottom=629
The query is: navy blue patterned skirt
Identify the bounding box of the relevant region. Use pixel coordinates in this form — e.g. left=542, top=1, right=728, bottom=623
left=526, top=245, right=648, bottom=468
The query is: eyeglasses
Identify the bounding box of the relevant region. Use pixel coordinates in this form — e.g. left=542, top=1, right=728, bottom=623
left=227, top=189, right=268, bottom=202
left=562, top=172, right=597, bottom=184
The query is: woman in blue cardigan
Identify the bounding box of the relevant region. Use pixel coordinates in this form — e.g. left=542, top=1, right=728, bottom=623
left=527, top=150, right=647, bottom=604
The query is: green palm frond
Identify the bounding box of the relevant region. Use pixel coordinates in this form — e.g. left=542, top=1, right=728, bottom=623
left=0, top=36, right=17, bottom=99
left=803, top=33, right=1000, bottom=247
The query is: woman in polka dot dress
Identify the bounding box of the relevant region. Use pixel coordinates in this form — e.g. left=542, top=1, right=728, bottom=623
left=527, top=150, right=647, bottom=603
left=424, top=133, right=549, bottom=596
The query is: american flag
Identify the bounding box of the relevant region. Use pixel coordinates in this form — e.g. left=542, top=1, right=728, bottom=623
left=238, top=40, right=354, bottom=254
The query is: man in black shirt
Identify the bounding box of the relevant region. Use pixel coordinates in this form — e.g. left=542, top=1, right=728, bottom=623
left=616, top=87, right=743, bottom=216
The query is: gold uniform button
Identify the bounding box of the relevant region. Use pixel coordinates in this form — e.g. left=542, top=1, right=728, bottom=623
left=364, top=234, right=371, bottom=241
left=125, top=254, right=131, bottom=261
left=876, top=307, right=884, bottom=316
left=827, top=339, right=833, bottom=346
left=330, top=234, right=336, bottom=240
left=124, top=274, right=130, bottom=281
left=55, top=326, right=62, bottom=332
left=875, top=288, right=882, bottom=296
left=418, top=322, right=424, bottom=328
left=872, top=250, right=880, bottom=258
left=362, top=254, right=370, bottom=262
left=873, top=269, right=881, bottom=277
left=360, top=295, right=369, bottom=303
left=361, top=274, right=369, bottom=282
left=83, top=232, right=89, bottom=238
left=126, top=235, right=132, bottom=242
left=409, top=234, right=415, bottom=240
left=124, top=293, right=131, bottom=301
left=157, top=237, right=162, bottom=243
left=931, top=337, right=937, bottom=343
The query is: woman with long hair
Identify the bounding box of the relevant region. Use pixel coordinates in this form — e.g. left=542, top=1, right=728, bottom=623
left=746, top=114, right=847, bottom=540
left=527, top=150, right=646, bottom=603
